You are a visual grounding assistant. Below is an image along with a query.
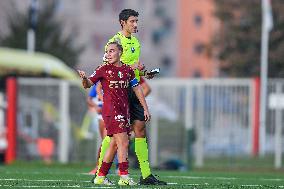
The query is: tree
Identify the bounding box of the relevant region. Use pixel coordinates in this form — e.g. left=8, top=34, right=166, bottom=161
left=0, top=2, right=83, bottom=69
left=214, top=0, right=284, bottom=77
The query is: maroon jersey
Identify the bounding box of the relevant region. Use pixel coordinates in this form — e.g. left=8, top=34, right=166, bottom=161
left=89, top=63, right=138, bottom=118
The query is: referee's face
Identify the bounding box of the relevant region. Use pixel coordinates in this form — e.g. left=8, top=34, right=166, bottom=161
left=124, top=16, right=138, bottom=34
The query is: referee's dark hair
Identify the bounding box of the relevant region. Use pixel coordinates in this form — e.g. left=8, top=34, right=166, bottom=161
left=119, top=9, right=139, bottom=27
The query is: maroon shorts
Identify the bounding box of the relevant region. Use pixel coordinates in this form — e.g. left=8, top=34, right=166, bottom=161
left=103, top=114, right=130, bottom=136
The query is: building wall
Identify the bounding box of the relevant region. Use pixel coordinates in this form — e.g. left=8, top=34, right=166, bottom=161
left=177, top=0, right=219, bottom=78
left=54, top=0, right=177, bottom=76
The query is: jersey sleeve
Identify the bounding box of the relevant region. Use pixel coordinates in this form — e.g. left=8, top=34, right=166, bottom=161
left=129, top=68, right=139, bottom=88
left=89, top=66, right=104, bottom=84
left=89, top=85, right=97, bottom=98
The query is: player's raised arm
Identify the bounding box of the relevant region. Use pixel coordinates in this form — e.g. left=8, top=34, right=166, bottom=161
left=77, top=70, right=94, bottom=89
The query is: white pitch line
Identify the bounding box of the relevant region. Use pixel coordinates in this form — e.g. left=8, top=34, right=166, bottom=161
left=166, top=183, right=283, bottom=188
left=170, top=183, right=202, bottom=186
left=0, top=178, right=98, bottom=184
left=2, top=176, right=284, bottom=183
left=0, top=185, right=115, bottom=188
left=262, top=178, right=284, bottom=181
left=241, top=185, right=262, bottom=187
left=163, top=175, right=284, bottom=182
left=167, top=182, right=178, bottom=185
left=165, top=175, right=237, bottom=180
left=3, top=171, right=78, bottom=175
left=1, top=175, right=284, bottom=188
left=0, top=178, right=83, bottom=182
left=1, top=181, right=284, bottom=188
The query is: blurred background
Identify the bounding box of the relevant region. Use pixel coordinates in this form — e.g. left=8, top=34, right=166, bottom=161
left=0, top=0, right=284, bottom=171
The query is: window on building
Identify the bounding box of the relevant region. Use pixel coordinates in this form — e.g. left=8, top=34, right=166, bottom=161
left=93, top=0, right=103, bottom=12
left=93, top=0, right=124, bottom=13
left=193, top=70, right=202, bottom=78
left=112, top=0, right=125, bottom=12
left=161, top=56, right=172, bottom=70
left=194, top=14, right=203, bottom=27
left=92, top=34, right=104, bottom=51
left=193, top=43, right=205, bottom=55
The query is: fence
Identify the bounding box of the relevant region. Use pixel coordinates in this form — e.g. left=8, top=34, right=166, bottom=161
left=17, top=78, right=98, bottom=163
left=14, top=77, right=284, bottom=169
left=148, top=79, right=254, bottom=168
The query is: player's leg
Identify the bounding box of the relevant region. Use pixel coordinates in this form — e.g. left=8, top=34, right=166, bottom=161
left=96, top=118, right=110, bottom=169
left=96, top=119, right=107, bottom=164
left=96, top=119, right=108, bottom=171
left=99, top=119, right=107, bottom=138
left=93, top=137, right=116, bottom=185
left=95, top=135, right=110, bottom=175
left=97, top=118, right=108, bottom=165
left=89, top=118, right=109, bottom=175
left=113, top=132, right=136, bottom=186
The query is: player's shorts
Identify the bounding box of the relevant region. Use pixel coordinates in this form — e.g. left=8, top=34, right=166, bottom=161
left=103, top=114, right=131, bottom=136
left=128, top=88, right=145, bottom=123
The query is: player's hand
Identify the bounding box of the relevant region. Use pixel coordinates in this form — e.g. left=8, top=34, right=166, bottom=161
left=77, top=70, right=87, bottom=79
left=77, top=70, right=90, bottom=88
left=144, top=110, right=151, bottom=122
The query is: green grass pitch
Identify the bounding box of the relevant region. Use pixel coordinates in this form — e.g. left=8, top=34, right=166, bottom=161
left=0, top=162, right=284, bottom=188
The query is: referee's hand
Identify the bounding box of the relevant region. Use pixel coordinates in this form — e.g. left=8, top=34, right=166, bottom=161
left=145, top=71, right=155, bottom=79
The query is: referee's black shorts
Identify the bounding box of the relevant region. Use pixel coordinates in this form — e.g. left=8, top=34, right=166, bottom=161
left=128, top=88, right=145, bottom=123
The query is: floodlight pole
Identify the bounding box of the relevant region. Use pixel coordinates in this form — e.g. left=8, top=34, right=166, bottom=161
left=27, top=0, right=38, bottom=53
left=259, top=0, right=272, bottom=156
left=27, top=30, right=35, bottom=54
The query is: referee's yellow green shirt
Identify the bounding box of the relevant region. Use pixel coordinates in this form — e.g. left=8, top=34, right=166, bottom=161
left=106, top=32, right=141, bottom=81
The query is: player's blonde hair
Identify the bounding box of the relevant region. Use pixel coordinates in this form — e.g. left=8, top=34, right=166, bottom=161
left=107, top=41, right=123, bottom=54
